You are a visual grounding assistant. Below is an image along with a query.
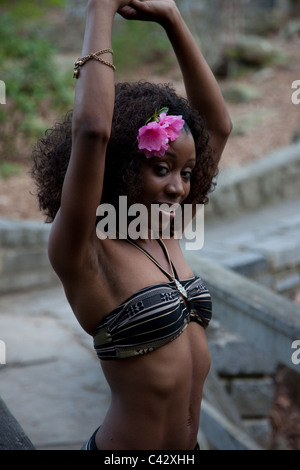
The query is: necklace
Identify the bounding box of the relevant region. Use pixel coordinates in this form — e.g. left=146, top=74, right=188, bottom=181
left=125, top=237, right=188, bottom=299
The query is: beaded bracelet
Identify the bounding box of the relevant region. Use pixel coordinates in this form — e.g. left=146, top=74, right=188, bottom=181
left=73, top=49, right=115, bottom=78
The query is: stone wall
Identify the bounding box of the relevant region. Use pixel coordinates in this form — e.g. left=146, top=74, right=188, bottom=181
left=207, top=142, right=300, bottom=219
left=204, top=143, right=300, bottom=300
left=185, top=254, right=300, bottom=449
left=206, top=321, right=276, bottom=448
left=0, top=219, right=55, bottom=295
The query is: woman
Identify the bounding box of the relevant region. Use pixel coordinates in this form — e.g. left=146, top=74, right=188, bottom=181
left=32, top=0, right=231, bottom=450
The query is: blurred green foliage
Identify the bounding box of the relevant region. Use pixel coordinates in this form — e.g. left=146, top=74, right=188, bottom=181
left=113, top=20, right=175, bottom=76
left=0, top=161, right=21, bottom=179
left=0, top=0, right=65, bottom=25
left=0, top=0, right=74, bottom=168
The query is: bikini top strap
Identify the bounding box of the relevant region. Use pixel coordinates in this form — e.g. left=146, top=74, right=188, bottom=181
left=125, top=237, right=179, bottom=282
left=156, top=239, right=179, bottom=281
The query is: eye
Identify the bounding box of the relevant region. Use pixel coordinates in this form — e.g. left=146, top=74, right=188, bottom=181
left=155, top=165, right=169, bottom=176
left=181, top=170, right=193, bottom=180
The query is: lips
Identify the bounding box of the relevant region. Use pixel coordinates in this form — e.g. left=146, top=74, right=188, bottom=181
left=153, top=202, right=181, bottom=213
left=151, top=202, right=181, bottom=220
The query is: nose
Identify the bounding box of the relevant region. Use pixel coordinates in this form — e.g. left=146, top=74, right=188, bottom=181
left=165, top=172, right=186, bottom=198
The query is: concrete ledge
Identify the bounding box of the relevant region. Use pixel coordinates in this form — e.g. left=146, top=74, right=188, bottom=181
left=207, top=321, right=277, bottom=376
left=200, top=399, right=263, bottom=450
left=0, top=219, right=58, bottom=294
left=0, top=219, right=50, bottom=248
left=0, top=268, right=59, bottom=295
left=0, top=396, right=35, bottom=450
left=207, top=143, right=300, bottom=218
left=184, top=253, right=300, bottom=372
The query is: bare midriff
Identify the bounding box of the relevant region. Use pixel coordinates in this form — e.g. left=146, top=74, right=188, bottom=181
left=96, top=322, right=210, bottom=450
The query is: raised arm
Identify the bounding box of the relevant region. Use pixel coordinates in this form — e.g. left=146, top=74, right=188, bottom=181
left=119, top=0, right=232, bottom=163
left=49, top=0, right=130, bottom=272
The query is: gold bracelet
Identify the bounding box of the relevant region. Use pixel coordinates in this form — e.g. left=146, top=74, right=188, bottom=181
left=73, top=49, right=115, bottom=78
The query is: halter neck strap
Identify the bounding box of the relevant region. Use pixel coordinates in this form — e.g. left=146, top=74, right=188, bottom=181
left=125, top=237, right=179, bottom=282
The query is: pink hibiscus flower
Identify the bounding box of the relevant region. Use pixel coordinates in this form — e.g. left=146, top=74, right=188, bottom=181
left=158, top=113, right=185, bottom=142
left=137, top=111, right=185, bottom=158
left=137, top=121, right=169, bottom=159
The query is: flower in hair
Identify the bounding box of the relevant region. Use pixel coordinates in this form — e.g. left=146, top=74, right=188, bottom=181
left=137, top=107, right=185, bottom=158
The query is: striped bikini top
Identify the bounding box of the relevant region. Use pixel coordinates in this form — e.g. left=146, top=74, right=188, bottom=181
left=93, top=239, right=212, bottom=360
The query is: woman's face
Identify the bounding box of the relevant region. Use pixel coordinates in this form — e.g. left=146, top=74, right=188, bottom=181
left=137, top=130, right=196, bottom=236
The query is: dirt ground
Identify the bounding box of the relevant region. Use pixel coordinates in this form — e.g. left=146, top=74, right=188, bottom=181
left=1, top=34, right=300, bottom=450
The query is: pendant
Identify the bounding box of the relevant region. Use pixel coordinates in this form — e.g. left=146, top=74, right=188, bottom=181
left=174, top=279, right=188, bottom=298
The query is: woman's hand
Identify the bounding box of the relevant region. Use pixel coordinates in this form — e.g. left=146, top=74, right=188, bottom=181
left=115, top=0, right=135, bottom=9
left=94, top=0, right=134, bottom=14
left=118, top=0, right=178, bottom=26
